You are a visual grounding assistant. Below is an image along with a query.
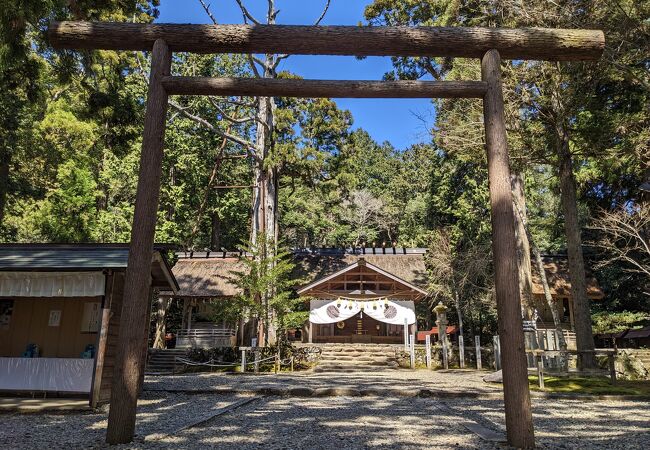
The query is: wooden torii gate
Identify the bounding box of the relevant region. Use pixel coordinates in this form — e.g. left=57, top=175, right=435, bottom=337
left=49, top=22, right=604, bottom=448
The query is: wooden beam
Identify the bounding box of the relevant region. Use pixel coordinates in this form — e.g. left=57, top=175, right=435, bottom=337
left=49, top=22, right=605, bottom=61
left=482, top=49, right=535, bottom=448
left=90, top=273, right=113, bottom=409
left=106, top=39, right=171, bottom=445
left=162, top=77, right=487, bottom=98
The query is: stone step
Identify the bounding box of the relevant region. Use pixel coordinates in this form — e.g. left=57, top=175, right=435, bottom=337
left=320, top=356, right=393, bottom=362
left=314, top=364, right=399, bottom=373
left=318, top=359, right=395, bottom=367
left=147, top=349, right=188, bottom=375
left=320, top=352, right=396, bottom=358
left=318, top=347, right=398, bottom=352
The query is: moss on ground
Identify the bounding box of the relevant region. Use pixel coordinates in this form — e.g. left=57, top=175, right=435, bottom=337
left=528, top=376, right=650, bottom=396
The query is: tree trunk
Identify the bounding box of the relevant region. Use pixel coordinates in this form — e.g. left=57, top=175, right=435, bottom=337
left=210, top=211, right=221, bottom=250
left=556, top=126, right=596, bottom=370
left=452, top=290, right=464, bottom=338
left=152, top=297, right=170, bottom=349
left=512, top=198, right=568, bottom=354
left=0, top=150, right=9, bottom=227
left=511, top=172, right=533, bottom=318
left=482, top=49, right=535, bottom=449
left=250, top=93, right=278, bottom=346
left=249, top=32, right=280, bottom=343
left=106, top=39, right=171, bottom=445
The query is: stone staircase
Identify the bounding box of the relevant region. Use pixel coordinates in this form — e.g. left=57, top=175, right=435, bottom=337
left=146, top=348, right=188, bottom=375
left=633, top=350, right=650, bottom=367
left=314, top=344, right=400, bottom=373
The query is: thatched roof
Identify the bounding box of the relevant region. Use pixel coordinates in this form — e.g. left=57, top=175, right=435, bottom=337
left=168, top=256, right=246, bottom=298
left=531, top=256, right=604, bottom=299
left=164, top=249, right=429, bottom=298
left=163, top=250, right=603, bottom=301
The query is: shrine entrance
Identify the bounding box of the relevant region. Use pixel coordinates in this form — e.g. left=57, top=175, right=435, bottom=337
left=298, top=258, right=425, bottom=344
left=48, top=20, right=605, bottom=448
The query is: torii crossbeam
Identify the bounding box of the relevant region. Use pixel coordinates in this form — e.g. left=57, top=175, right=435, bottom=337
left=48, top=21, right=604, bottom=449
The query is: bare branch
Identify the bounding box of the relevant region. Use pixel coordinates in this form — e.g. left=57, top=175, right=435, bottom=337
left=271, top=1, right=331, bottom=69
left=207, top=96, right=255, bottom=124
left=588, top=204, right=650, bottom=278
left=235, top=0, right=260, bottom=25
left=198, top=0, right=218, bottom=25
left=247, top=54, right=262, bottom=78
left=169, top=99, right=257, bottom=153
left=314, top=0, right=331, bottom=26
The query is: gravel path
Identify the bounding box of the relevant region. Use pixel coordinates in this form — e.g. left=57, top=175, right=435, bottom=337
left=452, top=397, right=650, bottom=449
left=2, top=372, right=648, bottom=449
left=144, top=369, right=500, bottom=396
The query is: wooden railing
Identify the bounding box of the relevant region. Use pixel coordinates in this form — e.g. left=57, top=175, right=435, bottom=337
left=176, top=328, right=236, bottom=349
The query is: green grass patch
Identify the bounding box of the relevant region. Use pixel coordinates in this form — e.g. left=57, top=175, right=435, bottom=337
left=528, top=376, right=650, bottom=396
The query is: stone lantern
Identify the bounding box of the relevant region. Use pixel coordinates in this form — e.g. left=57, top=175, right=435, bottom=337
left=433, top=301, right=448, bottom=345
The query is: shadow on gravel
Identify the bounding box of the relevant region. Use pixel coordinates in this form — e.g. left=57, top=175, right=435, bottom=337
left=2, top=385, right=649, bottom=449
left=452, top=396, right=650, bottom=450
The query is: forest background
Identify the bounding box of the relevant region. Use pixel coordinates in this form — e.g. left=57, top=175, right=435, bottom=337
left=1, top=0, right=648, bottom=336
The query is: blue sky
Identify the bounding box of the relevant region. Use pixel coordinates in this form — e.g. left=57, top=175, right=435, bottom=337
left=156, top=0, right=435, bottom=149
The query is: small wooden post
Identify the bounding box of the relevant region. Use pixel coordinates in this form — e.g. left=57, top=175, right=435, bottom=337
left=536, top=353, right=545, bottom=389
left=425, top=335, right=432, bottom=369
left=252, top=338, right=259, bottom=373
left=91, top=306, right=112, bottom=408
left=459, top=335, right=465, bottom=369
left=106, top=39, right=171, bottom=445
left=608, top=353, right=617, bottom=385
left=409, top=334, right=416, bottom=368
left=308, top=321, right=313, bottom=344
left=493, top=335, right=501, bottom=370
left=403, top=318, right=409, bottom=350
left=241, top=349, right=246, bottom=373
left=442, top=338, right=449, bottom=369
left=290, top=356, right=294, bottom=372
left=475, top=335, right=482, bottom=370
left=482, top=48, right=535, bottom=449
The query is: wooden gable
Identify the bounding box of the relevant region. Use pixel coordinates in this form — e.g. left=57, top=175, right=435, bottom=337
left=297, top=258, right=427, bottom=301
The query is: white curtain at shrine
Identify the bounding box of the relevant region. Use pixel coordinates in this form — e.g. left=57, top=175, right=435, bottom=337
left=309, top=298, right=415, bottom=325
left=364, top=300, right=416, bottom=325
left=0, top=357, right=94, bottom=393
left=0, top=272, right=105, bottom=297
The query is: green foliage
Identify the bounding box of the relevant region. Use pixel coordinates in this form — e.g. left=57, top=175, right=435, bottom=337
left=592, top=311, right=648, bottom=335
left=365, top=0, right=649, bottom=324
left=2, top=0, right=648, bottom=336
left=528, top=376, right=650, bottom=396
left=229, top=234, right=303, bottom=337
left=13, top=160, right=99, bottom=242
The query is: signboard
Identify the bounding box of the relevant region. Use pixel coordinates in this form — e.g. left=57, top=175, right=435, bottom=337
left=522, top=320, right=537, bottom=332
left=48, top=310, right=62, bottom=327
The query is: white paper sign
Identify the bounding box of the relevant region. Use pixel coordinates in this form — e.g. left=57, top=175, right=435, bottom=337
left=48, top=310, right=61, bottom=327
left=81, top=302, right=101, bottom=333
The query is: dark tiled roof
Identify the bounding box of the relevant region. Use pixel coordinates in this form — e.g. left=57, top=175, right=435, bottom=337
left=0, top=245, right=130, bottom=270
left=0, top=244, right=178, bottom=290
left=624, top=326, right=650, bottom=339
